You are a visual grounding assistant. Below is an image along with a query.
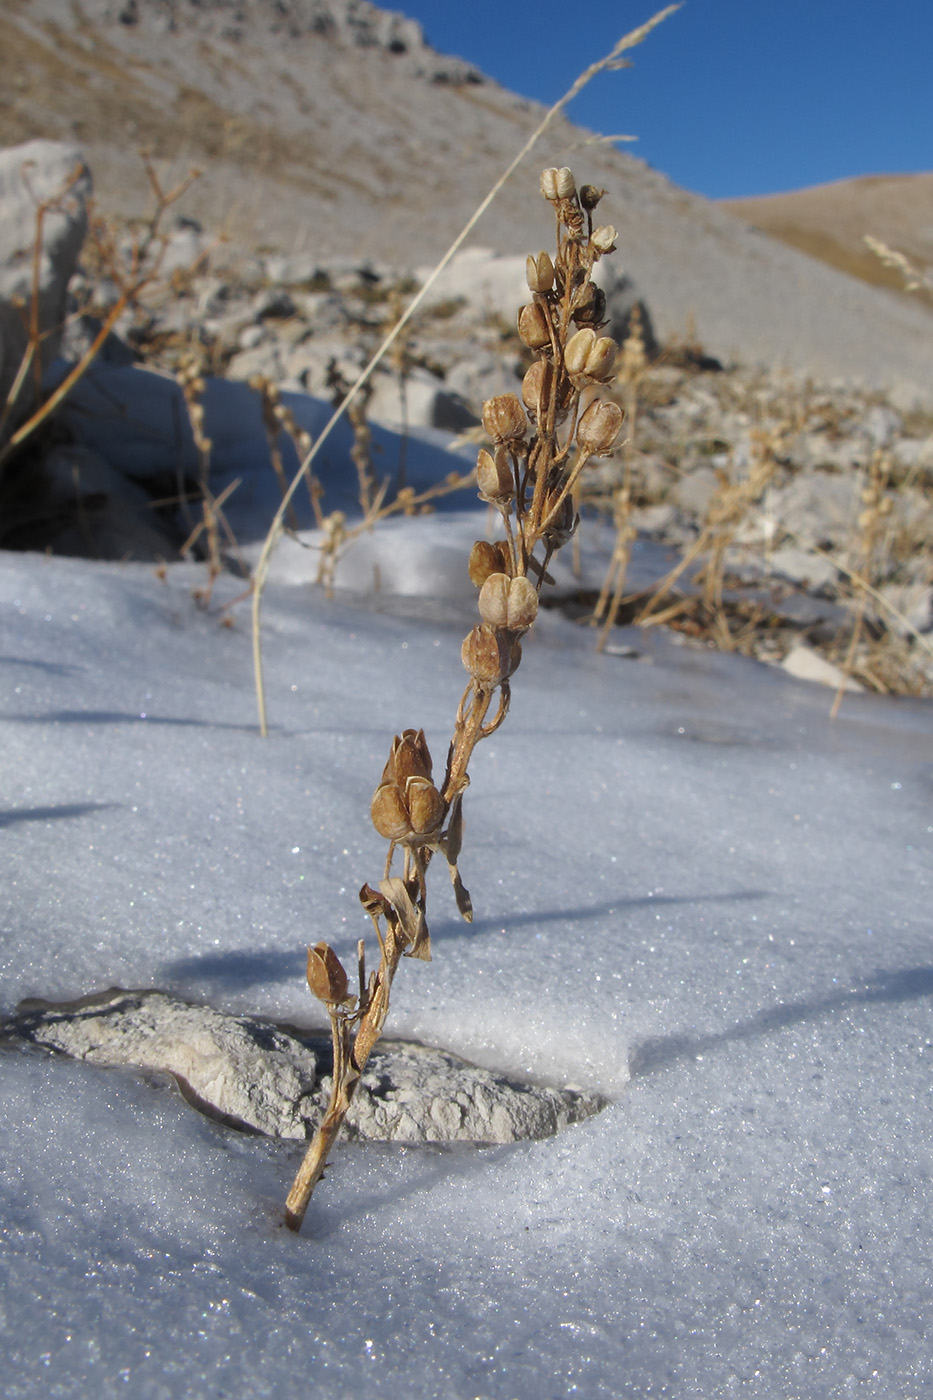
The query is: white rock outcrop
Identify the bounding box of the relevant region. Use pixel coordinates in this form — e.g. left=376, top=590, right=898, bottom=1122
left=0, top=140, right=90, bottom=439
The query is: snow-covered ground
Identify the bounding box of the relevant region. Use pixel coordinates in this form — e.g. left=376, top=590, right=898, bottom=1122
left=1, top=398, right=931, bottom=1398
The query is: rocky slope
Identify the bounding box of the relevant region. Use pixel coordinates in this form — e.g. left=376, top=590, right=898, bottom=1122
left=2, top=0, right=933, bottom=401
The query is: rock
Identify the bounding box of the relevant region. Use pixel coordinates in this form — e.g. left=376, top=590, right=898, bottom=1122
left=415, top=247, right=654, bottom=350
left=366, top=367, right=477, bottom=433
left=8, top=990, right=319, bottom=1139
left=0, top=140, right=91, bottom=439
left=5, top=989, right=605, bottom=1144
left=781, top=643, right=864, bottom=693
left=19, top=442, right=182, bottom=560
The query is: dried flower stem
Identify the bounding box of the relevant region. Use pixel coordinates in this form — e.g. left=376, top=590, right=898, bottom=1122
left=251, top=5, right=680, bottom=737
left=284, top=167, right=625, bottom=1233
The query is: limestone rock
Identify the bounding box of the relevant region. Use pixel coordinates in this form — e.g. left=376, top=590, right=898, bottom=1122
left=0, top=139, right=91, bottom=438
left=5, top=989, right=605, bottom=1144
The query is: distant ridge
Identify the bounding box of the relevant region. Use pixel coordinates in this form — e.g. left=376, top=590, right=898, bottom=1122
left=721, top=173, right=933, bottom=299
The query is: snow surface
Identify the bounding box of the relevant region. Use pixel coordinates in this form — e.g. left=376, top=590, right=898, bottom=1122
left=1, top=401, right=932, bottom=1398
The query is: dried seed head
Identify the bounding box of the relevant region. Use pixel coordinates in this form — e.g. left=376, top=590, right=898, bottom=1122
left=565, top=328, right=617, bottom=384
left=521, top=359, right=553, bottom=419
left=405, top=776, right=445, bottom=836
left=504, top=574, right=539, bottom=629
left=579, top=183, right=605, bottom=212
left=543, top=493, right=577, bottom=549
left=540, top=166, right=575, bottom=202
left=482, top=393, right=526, bottom=445
left=391, top=728, right=434, bottom=784
left=461, top=625, right=521, bottom=683
left=517, top=301, right=552, bottom=350
left=476, top=446, right=514, bottom=504
left=371, top=781, right=411, bottom=841
left=539, top=167, right=559, bottom=201
left=478, top=572, right=539, bottom=631
left=576, top=398, right=625, bottom=455
left=572, top=281, right=607, bottom=328
left=525, top=251, right=555, bottom=294
left=565, top=327, right=596, bottom=376
left=590, top=225, right=618, bottom=254
left=469, top=539, right=507, bottom=588
left=306, top=942, right=349, bottom=1004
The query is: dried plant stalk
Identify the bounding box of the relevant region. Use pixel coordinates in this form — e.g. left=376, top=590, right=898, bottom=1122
left=284, top=167, right=625, bottom=1233
left=251, top=5, right=681, bottom=737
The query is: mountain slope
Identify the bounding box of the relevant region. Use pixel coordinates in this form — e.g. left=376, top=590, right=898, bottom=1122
left=2, top=0, right=933, bottom=403
left=721, top=173, right=933, bottom=298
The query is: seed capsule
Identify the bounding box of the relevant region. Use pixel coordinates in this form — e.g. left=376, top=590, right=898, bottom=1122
left=525, top=251, right=555, bottom=293
left=591, top=225, right=618, bottom=254
left=393, top=729, right=433, bottom=783
left=371, top=781, right=412, bottom=841
left=576, top=399, right=625, bottom=455
left=478, top=572, right=539, bottom=631
left=482, top=393, right=526, bottom=445
left=521, top=359, right=553, bottom=419
left=517, top=302, right=552, bottom=350
left=572, top=281, right=607, bottom=327
left=306, top=942, right=349, bottom=1004
left=565, top=328, right=617, bottom=384
left=469, top=539, right=507, bottom=587
left=476, top=446, right=514, bottom=504
left=579, top=183, right=604, bottom=211
left=461, top=625, right=521, bottom=683
left=405, top=776, right=445, bottom=836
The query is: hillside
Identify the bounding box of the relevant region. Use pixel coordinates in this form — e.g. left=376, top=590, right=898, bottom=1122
left=2, top=0, right=933, bottom=402
left=721, top=172, right=933, bottom=299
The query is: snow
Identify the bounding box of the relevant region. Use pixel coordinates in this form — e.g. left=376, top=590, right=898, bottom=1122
left=1, top=398, right=932, bottom=1398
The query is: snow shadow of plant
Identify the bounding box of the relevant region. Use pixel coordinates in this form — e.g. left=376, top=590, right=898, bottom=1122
left=161, top=890, right=772, bottom=989
left=426, top=888, right=769, bottom=943
left=629, top=965, right=933, bottom=1078
left=1, top=707, right=258, bottom=731
left=0, top=801, right=116, bottom=828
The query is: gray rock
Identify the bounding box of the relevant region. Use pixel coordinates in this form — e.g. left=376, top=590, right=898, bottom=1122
left=366, top=367, right=477, bottom=433
left=0, top=140, right=91, bottom=438
left=5, top=989, right=605, bottom=1144
left=8, top=990, right=320, bottom=1139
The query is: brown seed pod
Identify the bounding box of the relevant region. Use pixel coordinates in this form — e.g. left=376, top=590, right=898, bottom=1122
left=469, top=539, right=507, bottom=588
left=525, top=251, right=555, bottom=294
left=565, top=328, right=617, bottom=384
left=579, top=183, right=605, bottom=211
left=503, top=574, right=539, bottom=630
left=482, top=393, right=527, bottom=445
left=405, top=776, right=445, bottom=836
left=577, top=399, right=625, bottom=455
left=517, top=301, right=552, bottom=350
left=306, top=942, right=349, bottom=1004
left=461, top=624, right=518, bottom=683
left=521, top=359, right=553, bottom=419
left=370, top=781, right=412, bottom=841
left=590, top=225, right=617, bottom=254
left=391, top=728, right=433, bottom=784
left=571, top=281, right=607, bottom=328
left=476, top=447, right=514, bottom=504
left=478, top=573, right=539, bottom=631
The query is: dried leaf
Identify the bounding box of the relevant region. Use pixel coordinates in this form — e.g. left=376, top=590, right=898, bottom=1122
left=452, top=867, right=473, bottom=923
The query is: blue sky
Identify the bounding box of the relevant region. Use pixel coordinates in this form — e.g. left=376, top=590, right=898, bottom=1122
left=397, top=0, right=931, bottom=200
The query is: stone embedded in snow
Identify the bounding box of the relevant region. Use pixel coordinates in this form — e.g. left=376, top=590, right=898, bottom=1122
left=781, top=642, right=864, bottom=692
left=4, top=990, right=604, bottom=1144
left=0, top=139, right=91, bottom=438
left=7, top=990, right=320, bottom=1139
